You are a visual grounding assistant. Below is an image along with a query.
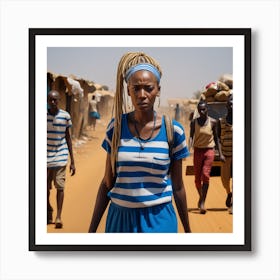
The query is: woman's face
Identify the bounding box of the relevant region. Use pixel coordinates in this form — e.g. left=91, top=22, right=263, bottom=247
left=127, top=70, right=160, bottom=112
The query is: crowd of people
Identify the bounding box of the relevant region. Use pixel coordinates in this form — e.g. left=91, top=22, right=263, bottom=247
left=47, top=51, right=233, bottom=232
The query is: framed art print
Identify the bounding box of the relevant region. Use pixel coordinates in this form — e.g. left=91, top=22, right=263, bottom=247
left=29, top=28, right=251, bottom=251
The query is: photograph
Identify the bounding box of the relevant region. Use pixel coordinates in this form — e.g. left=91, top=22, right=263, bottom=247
left=29, top=28, right=251, bottom=251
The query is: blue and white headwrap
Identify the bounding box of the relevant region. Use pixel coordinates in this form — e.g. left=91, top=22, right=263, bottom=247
left=125, top=63, right=161, bottom=83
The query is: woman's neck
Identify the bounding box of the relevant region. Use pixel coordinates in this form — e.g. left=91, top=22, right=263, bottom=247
left=134, top=110, right=155, bottom=125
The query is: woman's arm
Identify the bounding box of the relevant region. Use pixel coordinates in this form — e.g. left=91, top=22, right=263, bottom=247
left=171, top=159, right=191, bottom=233
left=88, top=153, right=115, bottom=232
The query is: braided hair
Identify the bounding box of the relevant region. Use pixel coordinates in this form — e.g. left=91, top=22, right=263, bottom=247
left=110, top=52, right=162, bottom=175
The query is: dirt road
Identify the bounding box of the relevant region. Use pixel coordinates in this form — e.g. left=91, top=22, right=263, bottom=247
left=47, top=119, right=232, bottom=233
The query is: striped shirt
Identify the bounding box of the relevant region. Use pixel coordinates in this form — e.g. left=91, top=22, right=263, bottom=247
left=47, top=109, right=72, bottom=168
left=102, top=113, right=189, bottom=208
left=219, top=117, right=233, bottom=157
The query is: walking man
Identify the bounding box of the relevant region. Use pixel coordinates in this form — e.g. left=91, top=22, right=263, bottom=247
left=218, top=95, right=233, bottom=214
left=189, top=100, right=223, bottom=214
left=47, top=90, right=76, bottom=228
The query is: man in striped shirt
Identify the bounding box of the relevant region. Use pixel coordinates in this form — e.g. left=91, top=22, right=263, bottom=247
left=218, top=95, right=233, bottom=214
left=47, top=90, right=76, bottom=228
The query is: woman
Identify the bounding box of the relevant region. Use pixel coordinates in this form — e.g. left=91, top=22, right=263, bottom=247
left=88, top=52, right=191, bottom=233
left=189, top=100, right=223, bottom=214
left=88, top=95, right=100, bottom=131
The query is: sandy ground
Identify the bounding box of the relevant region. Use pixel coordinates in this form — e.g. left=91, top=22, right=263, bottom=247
left=47, top=118, right=232, bottom=233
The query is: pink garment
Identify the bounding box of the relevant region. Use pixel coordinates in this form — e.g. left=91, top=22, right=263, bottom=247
left=193, top=147, right=215, bottom=189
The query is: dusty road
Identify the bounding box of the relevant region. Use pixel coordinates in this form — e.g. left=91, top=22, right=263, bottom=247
left=47, top=119, right=232, bottom=233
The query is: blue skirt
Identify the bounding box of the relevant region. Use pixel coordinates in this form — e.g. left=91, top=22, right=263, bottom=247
left=89, top=111, right=100, bottom=119
left=105, top=202, right=178, bottom=233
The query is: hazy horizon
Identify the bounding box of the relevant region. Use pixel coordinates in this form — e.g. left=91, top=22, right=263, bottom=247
left=48, top=47, right=232, bottom=106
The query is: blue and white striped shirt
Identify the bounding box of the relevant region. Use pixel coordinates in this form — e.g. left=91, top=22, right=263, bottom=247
left=102, top=113, right=189, bottom=208
left=47, top=109, right=72, bottom=168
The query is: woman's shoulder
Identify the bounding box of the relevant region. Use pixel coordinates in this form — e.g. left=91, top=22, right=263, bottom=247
left=172, top=118, right=183, bottom=128
left=107, top=113, right=128, bottom=127
left=170, top=119, right=186, bottom=137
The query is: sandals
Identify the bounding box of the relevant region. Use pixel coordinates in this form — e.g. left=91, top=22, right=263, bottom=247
left=55, top=217, right=63, bottom=229
left=47, top=205, right=63, bottom=228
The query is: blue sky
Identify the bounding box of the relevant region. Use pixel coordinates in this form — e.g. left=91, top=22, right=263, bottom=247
left=48, top=47, right=232, bottom=105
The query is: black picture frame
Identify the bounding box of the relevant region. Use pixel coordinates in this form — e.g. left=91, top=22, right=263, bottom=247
left=29, top=28, right=251, bottom=251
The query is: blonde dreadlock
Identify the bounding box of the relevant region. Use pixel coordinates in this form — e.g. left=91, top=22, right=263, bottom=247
left=110, top=52, right=162, bottom=176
